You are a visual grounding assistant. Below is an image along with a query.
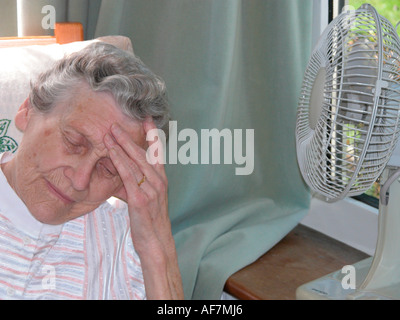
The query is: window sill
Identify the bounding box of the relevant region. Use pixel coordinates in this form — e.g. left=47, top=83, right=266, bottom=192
left=301, top=196, right=378, bottom=256
left=224, top=224, right=369, bottom=300
left=224, top=196, right=377, bottom=299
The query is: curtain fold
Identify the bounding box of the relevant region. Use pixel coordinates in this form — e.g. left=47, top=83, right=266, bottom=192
left=93, top=0, right=312, bottom=299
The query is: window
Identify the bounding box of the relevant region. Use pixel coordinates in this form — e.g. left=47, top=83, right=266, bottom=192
left=348, top=0, right=400, bottom=37
left=0, top=1, right=18, bottom=37
left=329, top=0, right=345, bottom=22
left=329, top=0, right=400, bottom=208
left=0, top=1, right=59, bottom=38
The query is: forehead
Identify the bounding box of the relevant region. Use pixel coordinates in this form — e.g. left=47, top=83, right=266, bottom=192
left=55, top=84, right=145, bottom=147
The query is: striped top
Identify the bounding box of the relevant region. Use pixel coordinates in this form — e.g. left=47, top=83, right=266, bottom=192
left=0, top=153, right=145, bottom=300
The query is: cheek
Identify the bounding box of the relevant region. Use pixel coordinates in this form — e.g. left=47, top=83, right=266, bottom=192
left=88, top=175, right=123, bottom=202
left=16, top=147, right=65, bottom=187
left=105, top=176, right=124, bottom=195
left=30, top=147, right=62, bottom=173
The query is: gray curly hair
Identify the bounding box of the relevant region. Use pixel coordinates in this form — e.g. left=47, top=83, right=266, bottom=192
left=29, top=42, right=170, bottom=134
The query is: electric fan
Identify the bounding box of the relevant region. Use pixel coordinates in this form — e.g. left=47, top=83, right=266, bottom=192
left=295, top=3, right=400, bottom=299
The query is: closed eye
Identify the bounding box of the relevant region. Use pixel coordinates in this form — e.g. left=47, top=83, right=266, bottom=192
left=97, top=158, right=118, bottom=178
left=64, top=136, right=83, bottom=153
left=62, top=130, right=87, bottom=154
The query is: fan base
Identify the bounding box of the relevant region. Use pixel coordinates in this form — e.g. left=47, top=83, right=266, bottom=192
left=296, top=256, right=400, bottom=300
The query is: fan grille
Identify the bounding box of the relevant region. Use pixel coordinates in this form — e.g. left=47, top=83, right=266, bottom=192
left=296, top=5, right=400, bottom=201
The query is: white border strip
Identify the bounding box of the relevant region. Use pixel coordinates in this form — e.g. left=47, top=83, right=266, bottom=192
left=301, top=196, right=378, bottom=256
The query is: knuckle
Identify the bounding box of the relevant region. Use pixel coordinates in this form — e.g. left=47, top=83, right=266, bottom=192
left=136, top=193, right=150, bottom=207
left=147, top=187, right=158, bottom=201
left=154, top=178, right=167, bottom=194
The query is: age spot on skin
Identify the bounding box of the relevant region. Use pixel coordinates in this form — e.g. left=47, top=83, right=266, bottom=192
left=44, top=129, right=52, bottom=137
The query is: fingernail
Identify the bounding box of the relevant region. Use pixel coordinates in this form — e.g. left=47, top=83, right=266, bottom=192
left=111, top=124, right=122, bottom=136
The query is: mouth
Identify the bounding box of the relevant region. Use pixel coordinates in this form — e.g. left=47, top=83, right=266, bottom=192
left=45, top=180, right=75, bottom=204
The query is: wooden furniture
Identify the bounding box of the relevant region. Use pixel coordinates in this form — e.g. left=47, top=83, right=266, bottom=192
left=54, top=22, right=84, bottom=44
left=224, top=224, right=369, bottom=300
left=0, top=22, right=84, bottom=48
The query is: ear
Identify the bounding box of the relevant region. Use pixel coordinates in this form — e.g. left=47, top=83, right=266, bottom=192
left=15, top=98, right=32, bottom=132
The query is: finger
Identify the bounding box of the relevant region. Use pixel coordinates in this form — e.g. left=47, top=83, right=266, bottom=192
left=110, top=123, right=166, bottom=184
left=108, top=144, right=162, bottom=214
left=108, top=144, right=146, bottom=201
left=104, top=133, right=143, bottom=185
left=143, top=119, right=167, bottom=180
left=107, top=123, right=168, bottom=201
left=105, top=133, right=159, bottom=203
left=110, top=124, right=148, bottom=168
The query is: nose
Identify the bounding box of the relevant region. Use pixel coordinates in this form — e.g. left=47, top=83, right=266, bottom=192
left=64, top=160, right=95, bottom=191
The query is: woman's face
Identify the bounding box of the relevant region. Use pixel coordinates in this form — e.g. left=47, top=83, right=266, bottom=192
left=4, top=83, right=145, bottom=225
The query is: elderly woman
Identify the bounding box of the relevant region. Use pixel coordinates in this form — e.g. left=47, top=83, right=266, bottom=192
left=0, top=42, right=183, bottom=299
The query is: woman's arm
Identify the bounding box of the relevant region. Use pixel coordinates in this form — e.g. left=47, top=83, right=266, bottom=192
left=104, top=119, right=184, bottom=300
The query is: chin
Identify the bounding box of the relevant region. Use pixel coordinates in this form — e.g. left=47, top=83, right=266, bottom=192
left=25, top=200, right=70, bottom=225
left=31, top=209, right=67, bottom=225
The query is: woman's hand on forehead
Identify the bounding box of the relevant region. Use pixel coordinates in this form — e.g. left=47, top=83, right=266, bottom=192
left=104, top=118, right=183, bottom=300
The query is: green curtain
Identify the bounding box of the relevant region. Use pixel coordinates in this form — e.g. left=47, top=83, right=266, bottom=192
left=93, top=0, right=312, bottom=299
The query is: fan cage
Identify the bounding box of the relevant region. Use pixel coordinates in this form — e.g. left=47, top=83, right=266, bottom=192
left=296, top=4, right=400, bottom=202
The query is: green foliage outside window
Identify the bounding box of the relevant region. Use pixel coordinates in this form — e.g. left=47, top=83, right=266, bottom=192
left=349, top=0, right=400, bottom=36
left=346, top=1, right=400, bottom=200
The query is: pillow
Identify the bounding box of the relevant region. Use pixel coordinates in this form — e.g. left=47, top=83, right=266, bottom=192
left=0, top=36, right=134, bottom=153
